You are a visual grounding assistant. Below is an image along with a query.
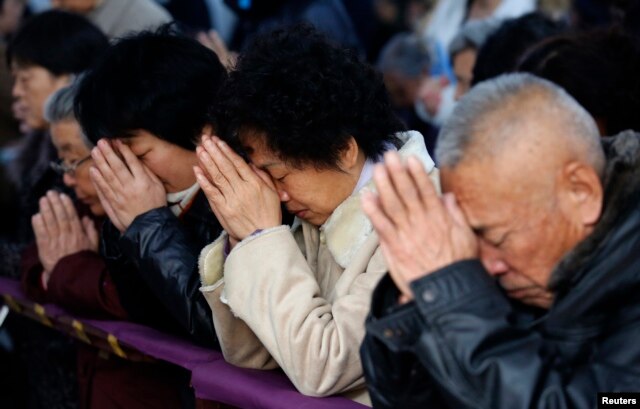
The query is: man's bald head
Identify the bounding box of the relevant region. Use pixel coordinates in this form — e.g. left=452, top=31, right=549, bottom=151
left=436, top=73, right=605, bottom=178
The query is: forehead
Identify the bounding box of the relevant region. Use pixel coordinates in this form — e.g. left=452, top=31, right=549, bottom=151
left=50, top=120, right=88, bottom=153
left=440, top=161, right=528, bottom=229
left=238, top=129, right=282, bottom=167
left=119, top=130, right=160, bottom=145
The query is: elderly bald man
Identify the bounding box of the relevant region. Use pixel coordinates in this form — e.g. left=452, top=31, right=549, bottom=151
left=360, top=73, right=640, bottom=408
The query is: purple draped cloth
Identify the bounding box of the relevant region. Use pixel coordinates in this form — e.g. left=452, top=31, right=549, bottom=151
left=0, top=277, right=366, bottom=408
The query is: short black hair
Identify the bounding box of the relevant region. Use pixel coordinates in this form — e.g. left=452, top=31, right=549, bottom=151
left=6, top=10, right=108, bottom=75
left=74, top=26, right=227, bottom=150
left=518, top=28, right=640, bottom=135
left=472, top=12, right=565, bottom=85
left=216, top=24, right=404, bottom=168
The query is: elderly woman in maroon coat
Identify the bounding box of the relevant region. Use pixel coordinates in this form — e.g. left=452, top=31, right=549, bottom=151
left=21, top=82, right=187, bottom=409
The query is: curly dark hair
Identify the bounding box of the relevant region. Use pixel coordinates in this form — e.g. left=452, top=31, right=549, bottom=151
left=216, top=24, right=405, bottom=169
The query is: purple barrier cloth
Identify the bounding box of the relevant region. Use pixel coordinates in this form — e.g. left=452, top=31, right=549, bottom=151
left=191, top=361, right=367, bottom=409
left=0, top=278, right=368, bottom=408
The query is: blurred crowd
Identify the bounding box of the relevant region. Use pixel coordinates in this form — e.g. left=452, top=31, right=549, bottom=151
left=0, top=0, right=639, bottom=408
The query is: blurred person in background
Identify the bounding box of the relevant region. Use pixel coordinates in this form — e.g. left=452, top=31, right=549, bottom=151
left=417, top=0, right=535, bottom=128
left=0, top=10, right=107, bottom=409
left=518, top=28, right=640, bottom=135
left=0, top=0, right=29, bottom=231
left=366, top=0, right=435, bottom=62
left=1, top=9, right=107, bottom=277
left=377, top=31, right=438, bottom=155
left=198, top=0, right=363, bottom=67
left=538, top=0, right=571, bottom=20
left=159, top=0, right=211, bottom=33
left=446, top=17, right=500, bottom=99
left=472, top=12, right=566, bottom=84
left=51, top=0, right=172, bottom=39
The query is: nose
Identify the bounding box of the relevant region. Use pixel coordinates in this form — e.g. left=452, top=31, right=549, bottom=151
left=479, top=241, right=509, bottom=277
left=62, top=172, right=76, bottom=187
left=277, top=188, right=290, bottom=202
left=12, top=81, right=24, bottom=98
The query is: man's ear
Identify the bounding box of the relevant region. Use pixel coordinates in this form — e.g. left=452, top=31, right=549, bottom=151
left=561, top=161, right=603, bottom=226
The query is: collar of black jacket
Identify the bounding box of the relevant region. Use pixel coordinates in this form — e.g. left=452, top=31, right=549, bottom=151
left=550, top=130, right=640, bottom=295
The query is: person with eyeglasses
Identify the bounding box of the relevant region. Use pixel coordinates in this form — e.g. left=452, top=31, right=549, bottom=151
left=21, top=80, right=190, bottom=409
left=1, top=10, right=108, bottom=279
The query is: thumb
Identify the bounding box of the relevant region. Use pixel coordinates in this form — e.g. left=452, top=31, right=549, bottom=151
left=442, top=193, right=467, bottom=228
left=251, top=164, right=277, bottom=191
left=82, top=216, right=100, bottom=251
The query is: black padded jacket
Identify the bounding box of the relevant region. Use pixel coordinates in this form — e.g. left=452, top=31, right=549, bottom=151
left=101, top=190, right=222, bottom=348
left=361, top=131, right=640, bottom=408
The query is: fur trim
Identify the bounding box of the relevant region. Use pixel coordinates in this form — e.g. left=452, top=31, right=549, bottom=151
left=321, top=131, right=437, bottom=268
left=550, top=131, right=640, bottom=292
left=199, top=231, right=228, bottom=287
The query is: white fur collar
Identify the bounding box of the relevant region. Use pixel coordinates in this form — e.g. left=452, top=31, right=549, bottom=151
left=294, top=130, right=436, bottom=268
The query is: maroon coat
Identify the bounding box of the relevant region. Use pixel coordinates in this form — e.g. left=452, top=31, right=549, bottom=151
left=22, top=246, right=127, bottom=320
left=21, top=232, right=187, bottom=409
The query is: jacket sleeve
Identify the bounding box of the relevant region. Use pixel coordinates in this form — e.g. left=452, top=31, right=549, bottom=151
left=21, top=242, right=127, bottom=319
left=360, top=275, right=446, bottom=409
left=199, top=232, right=278, bottom=370
left=373, top=259, right=640, bottom=409
left=200, top=225, right=385, bottom=397
left=46, top=251, right=128, bottom=319
left=118, top=207, right=219, bottom=348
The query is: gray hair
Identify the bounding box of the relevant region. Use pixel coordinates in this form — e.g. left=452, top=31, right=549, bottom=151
left=449, top=18, right=502, bottom=57
left=377, top=33, right=431, bottom=78
left=44, top=75, right=94, bottom=148
left=435, top=73, right=605, bottom=174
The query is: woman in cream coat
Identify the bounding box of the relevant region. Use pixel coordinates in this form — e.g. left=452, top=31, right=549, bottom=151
left=194, top=25, right=439, bottom=406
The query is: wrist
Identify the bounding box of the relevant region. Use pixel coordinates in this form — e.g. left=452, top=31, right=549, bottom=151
left=228, top=236, right=239, bottom=250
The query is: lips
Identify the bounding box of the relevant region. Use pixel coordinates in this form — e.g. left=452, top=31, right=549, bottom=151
left=287, top=208, right=308, bottom=218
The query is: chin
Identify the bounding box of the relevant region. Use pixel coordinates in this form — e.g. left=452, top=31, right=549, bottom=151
left=305, top=214, right=328, bottom=227
left=90, top=204, right=106, bottom=217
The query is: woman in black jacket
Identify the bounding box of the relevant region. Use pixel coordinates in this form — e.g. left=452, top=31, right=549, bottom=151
left=74, top=27, right=227, bottom=346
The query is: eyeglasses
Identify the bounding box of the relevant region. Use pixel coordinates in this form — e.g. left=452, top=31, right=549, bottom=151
left=49, top=155, right=92, bottom=177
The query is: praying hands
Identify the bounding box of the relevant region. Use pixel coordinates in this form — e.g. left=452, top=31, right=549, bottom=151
left=89, top=139, right=167, bottom=233
left=32, top=191, right=99, bottom=287
left=194, top=135, right=281, bottom=247
left=361, top=152, right=478, bottom=301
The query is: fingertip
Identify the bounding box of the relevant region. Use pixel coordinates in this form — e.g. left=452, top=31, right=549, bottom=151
left=373, top=164, right=387, bottom=180
left=407, top=156, right=422, bottom=169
